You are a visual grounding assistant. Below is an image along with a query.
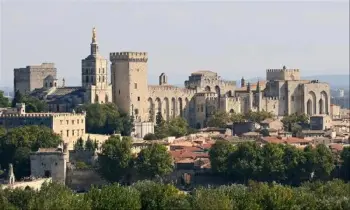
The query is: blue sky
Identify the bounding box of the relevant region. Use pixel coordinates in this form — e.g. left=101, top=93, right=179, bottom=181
left=0, top=0, right=349, bottom=87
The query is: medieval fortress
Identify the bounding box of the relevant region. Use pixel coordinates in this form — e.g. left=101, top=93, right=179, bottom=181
left=13, top=27, right=330, bottom=130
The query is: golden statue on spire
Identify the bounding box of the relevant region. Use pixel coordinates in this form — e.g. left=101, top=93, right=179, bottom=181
left=92, top=27, right=97, bottom=43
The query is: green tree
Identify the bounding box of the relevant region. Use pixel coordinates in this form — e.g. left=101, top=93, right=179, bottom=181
left=191, top=187, right=233, bottom=210
left=28, top=182, right=90, bottom=210
left=209, top=140, right=235, bottom=175
left=136, top=144, right=173, bottom=179
left=207, top=111, right=231, bottom=128
left=261, top=143, right=285, bottom=182
left=244, top=110, right=274, bottom=123
left=98, top=135, right=133, bottom=182
left=313, top=144, right=335, bottom=180
left=230, top=113, right=245, bottom=124
left=143, top=133, right=158, bottom=140
left=11, top=90, right=23, bottom=108
left=133, top=180, right=190, bottom=210
left=167, top=117, right=189, bottom=137
left=74, top=137, right=85, bottom=151
left=281, top=113, right=309, bottom=131
left=260, top=128, right=270, bottom=137
left=156, top=111, right=164, bottom=125
left=340, top=147, right=350, bottom=180
left=0, top=91, right=9, bottom=108
left=85, top=184, right=141, bottom=210
left=77, top=103, right=133, bottom=135
left=84, top=136, right=95, bottom=151
left=0, top=125, right=62, bottom=178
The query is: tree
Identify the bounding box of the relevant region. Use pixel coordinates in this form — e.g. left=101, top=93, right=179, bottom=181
left=260, top=128, right=270, bottom=137
left=143, top=133, right=158, bottom=140
left=312, top=144, right=335, bottom=180
left=282, top=113, right=309, bottom=131
left=207, top=111, right=231, bottom=128
left=244, top=110, right=274, bottom=123
left=132, top=180, right=190, bottom=210
left=0, top=91, right=9, bottom=108
left=154, top=117, right=190, bottom=139
left=85, top=136, right=95, bottom=151
left=340, top=147, right=350, bottom=180
left=260, top=143, right=285, bottom=182
left=191, top=187, right=233, bottom=210
left=85, top=184, right=141, bottom=210
left=11, top=90, right=23, bottom=108
left=136, top=144, right=173, bottom=178
left=74, top=137, right=85, bottom=151
left=156, top=111, right=164, bottom=125
left=230, top=113, right=245, bottom=124
left=98, top=135, right=133, bottom=182
left=77, top=103, right=134, bottom=135
left=0, top=125, right=62, bottom=178
left=209, top=140, right=235, bottom=175
left=28, top=182, right=90, bottom=210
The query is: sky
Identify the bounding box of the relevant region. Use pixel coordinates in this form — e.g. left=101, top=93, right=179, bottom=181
left=0, top=0, right=349, bottom=87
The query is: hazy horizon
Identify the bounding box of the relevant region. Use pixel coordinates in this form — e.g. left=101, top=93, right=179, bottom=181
left=1, top=1, right=349, bottom=87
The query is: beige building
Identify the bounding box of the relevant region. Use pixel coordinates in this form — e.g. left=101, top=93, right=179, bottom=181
left=109, top=50, right=330, bottom=128
left=0, top=103, right=86, bottom=149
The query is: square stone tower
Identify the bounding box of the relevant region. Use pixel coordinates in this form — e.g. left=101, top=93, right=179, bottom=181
left=110, top=52, right=149, bottom=122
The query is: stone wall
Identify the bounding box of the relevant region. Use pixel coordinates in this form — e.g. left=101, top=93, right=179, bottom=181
left=1, top=178, right=52, bottom=190
left=66, top=169, right=108, bottom=191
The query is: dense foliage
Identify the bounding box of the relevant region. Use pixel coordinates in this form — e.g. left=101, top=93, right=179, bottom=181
left=0, top=91, right=10, bottom=108
left=11, top=90, right=48, bottom=113
left=0, top=126, right=62, bottom=178
left=207, top=110, right=274, bottom=128
left=281, top=113, right=309, bottom=134
left=77, top=103, right=134, bottom=136
left=1, top=180, right=349, bottom=210
left=74, top=136, right=98, bottom=151
left=135, top=144, right=173, bottom=179
left=210, top=141, right=341, bottom=185
left=98, top=135, right=134, bottom=183
left=152, top=113, right=196, bottom=139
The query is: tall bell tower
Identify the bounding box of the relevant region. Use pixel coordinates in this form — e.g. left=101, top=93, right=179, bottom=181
left=81, top=27, right=112, bottom=104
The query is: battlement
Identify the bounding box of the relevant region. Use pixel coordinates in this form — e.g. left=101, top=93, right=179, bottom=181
left=196, top=92, right=217, bottom=97
left=262, top=96, right=279, bottom=100
left=148, top=85, right=197, bottom=95
left=266, top=69, right=299, bottom=73
left=266, top=66, right=301, bottom=81
left=225, top=97, right=241, bottom=102
left=110, top=52, right=148, bottom=62
left=0, top=112, right=86, bottom=118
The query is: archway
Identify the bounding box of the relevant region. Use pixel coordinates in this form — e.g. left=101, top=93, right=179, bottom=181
left=307, top=99, right=312, bottom=116
left=320, top=91, right=329, bottom=114
left=171, top=97, right=176, bottom=118
left=319, top=99, right=324, bottom=114
left=148, top=98, right=154, bottom=122
left=205, top=86, right=211, bottom=92
left=178, top=98, right=183, bottom=117
left=308, top=91, right=316, bottom=115
left=163, top=97, right=170, bottom=120
left=215, top=86, right=221, bottom=108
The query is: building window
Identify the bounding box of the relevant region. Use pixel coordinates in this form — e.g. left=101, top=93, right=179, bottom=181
left=60, top=120, right=63, bottom=125
left=66, top=120, right=69, bottom=125
left=77, top=130, right=80, bottom=136
left=72, top=120, right=74, bottom=125
left=138, top=96, right=140, bottom=101
left=119, top=90, right=120, bottom=95
left=134, top=83, right=137, bottom=89
left=66, top=130, right=69, bottom=137
left=72, top=130, right=75, bottom=136
left=77, top=120, right=79, bottom=124
left=291, top=96, right=294, bottom=101
left=81, top=119, right=84, bottom=123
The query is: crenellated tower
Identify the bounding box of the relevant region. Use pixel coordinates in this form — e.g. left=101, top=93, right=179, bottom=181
left=110, top=52, right=149, bottom=122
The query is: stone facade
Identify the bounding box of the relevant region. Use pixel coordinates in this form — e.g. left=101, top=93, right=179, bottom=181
left=0, top=103, right=86, bottom=149
left=30, top=147, right=69, bottom=184
left=110, top=51, right=330, bottom=128
left=14, top=63, right=57, bottom=94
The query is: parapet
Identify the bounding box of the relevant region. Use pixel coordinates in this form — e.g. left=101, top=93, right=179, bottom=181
left=110, top=52, right=148, bottom=62
left=0, top=112, right=86, bottom=118
left=266, top=69, right=300, bottom=73
left=262, top=96, right=279, bottom=100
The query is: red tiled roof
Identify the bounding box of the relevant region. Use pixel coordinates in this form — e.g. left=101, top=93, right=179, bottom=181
left=261, top=137, right=312, bottom=144
left=329, top=144, right=344, bottom=152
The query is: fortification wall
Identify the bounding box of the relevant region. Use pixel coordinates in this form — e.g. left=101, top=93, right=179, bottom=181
left=1, top=178, right=52, bottom=190
left=110, top=52, right=148, bottom=62
left=66, top=169, right=108, bottom=191
left=260, top=97, right=280, bottom=115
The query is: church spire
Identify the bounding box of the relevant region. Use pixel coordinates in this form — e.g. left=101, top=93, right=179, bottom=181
left=90, top=27, right=99, bottom=55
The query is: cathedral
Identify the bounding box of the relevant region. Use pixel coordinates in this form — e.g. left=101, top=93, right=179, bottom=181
left=15, top=28, right=330, bottom=129
left=27, top=27, right=112, bottom=112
